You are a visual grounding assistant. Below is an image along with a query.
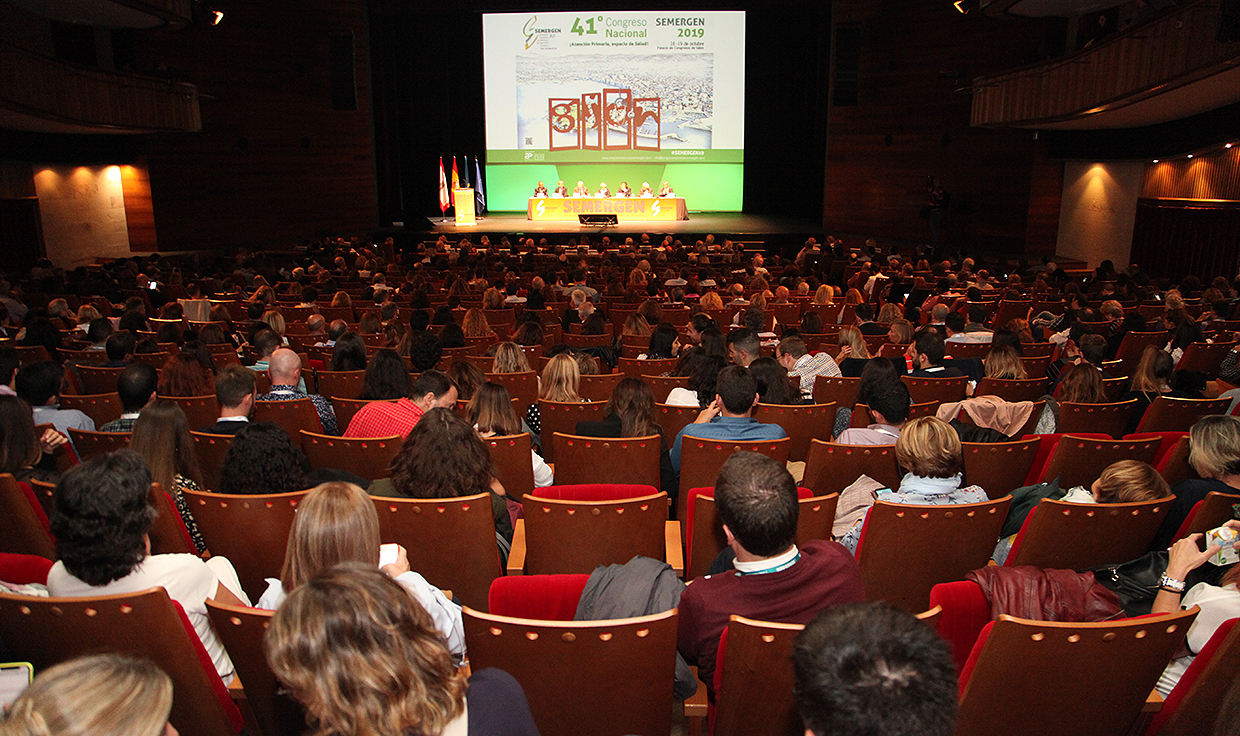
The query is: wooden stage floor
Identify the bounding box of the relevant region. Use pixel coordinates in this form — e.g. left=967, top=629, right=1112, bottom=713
left=385, top=211, right=823, bottom=241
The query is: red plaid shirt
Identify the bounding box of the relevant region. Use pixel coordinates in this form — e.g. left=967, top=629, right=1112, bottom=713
left=343, top=398, right=424, bottom=438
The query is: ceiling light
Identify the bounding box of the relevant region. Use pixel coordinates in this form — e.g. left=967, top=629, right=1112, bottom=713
left=1227, top=143, right=1234, bottom=149
left=1188, top=154, right=1194, bottom=158
left=211, top=9, right=223, bottom=24
left=1152, top=159, right=1159, bottom=163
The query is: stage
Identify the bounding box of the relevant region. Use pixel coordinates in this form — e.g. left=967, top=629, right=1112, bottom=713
left=380, top=211, right=823, bottom=242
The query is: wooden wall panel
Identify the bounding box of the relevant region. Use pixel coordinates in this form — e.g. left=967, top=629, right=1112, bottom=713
left=825, top=0, right=1061, bottom=253
left=131, top=0, right=376, bottom=252
left=120, top=163, right=157, bottom=252
left=1143, top=146, right=1240, bottom=200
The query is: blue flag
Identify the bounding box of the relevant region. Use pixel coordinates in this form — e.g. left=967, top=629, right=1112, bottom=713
left=474, top=157, right=486, bottom=212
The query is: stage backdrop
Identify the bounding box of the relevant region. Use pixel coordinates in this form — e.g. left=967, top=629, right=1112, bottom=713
left=482, top=11, right=745, bottom=212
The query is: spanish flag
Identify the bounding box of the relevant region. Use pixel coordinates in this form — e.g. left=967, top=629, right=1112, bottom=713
left=450, top=157, right=460, bottom=206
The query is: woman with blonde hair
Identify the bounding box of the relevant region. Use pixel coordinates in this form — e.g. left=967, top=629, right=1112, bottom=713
left=490, top=341, right=531, bottom=374
left=1148, top=414, right=1240, bottom=550
left=699, top=291, right=724, bottom=310
left=254, top=481, right=463, bottom=655
left=265, top=564, right=538, bottom=736
left=74, top=304, right=101, bottom=332
left=482, top=287, right=505, bottom=310
left=835, top=325, right=871, bottom=376
left=525, top=352, right=582, bottom=437
left=983, top=344, right=1027, bottom=380
left=886, top=318, right=914, bottom=346
left=461, top=308, right=492, bottom=339
left=1121, top=345, right=1176, bottom=435
left=839, top=416, right=988, bottom=553
left=622, top=312, right=652, bottom=338
left=812, top=284, right=835, bottom=306
left=0, top=654, right=173, bottom=736
left=877, top=302, right=903, bottom=324
left=261, top=310, right=287, bottom=344
left=468, top=381, right=552, bottom=489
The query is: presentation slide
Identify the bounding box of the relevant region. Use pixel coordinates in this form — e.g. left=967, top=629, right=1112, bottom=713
left=482, top=11, right=745, bottom=212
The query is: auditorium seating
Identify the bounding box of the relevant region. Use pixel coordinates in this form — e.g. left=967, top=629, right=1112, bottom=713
left=1004, top=496, right=1172, bottom=571
left=549, top=433, right=662, bottom=488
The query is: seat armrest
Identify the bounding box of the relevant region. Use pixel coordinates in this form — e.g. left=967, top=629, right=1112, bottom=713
left=665, top=520, right=684, bottom=578
left=507, top=518, right=527, bottom=576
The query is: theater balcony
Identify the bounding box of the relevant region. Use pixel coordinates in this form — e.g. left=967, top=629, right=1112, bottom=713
left=0, top=40, right=201, bottom=134
left=970, top=0, right=1240, bottom=129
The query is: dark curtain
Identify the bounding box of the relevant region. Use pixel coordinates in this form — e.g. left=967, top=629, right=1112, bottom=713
left=1131, top=199, right=1240, bottom=283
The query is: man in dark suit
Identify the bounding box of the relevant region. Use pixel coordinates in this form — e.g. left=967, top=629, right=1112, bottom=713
left=198, top=364, right=255, bottom=434
left=533, top=181, right=549, bottom=197
left=906, top=328, right=965, bottom=378
left=553, top=180, right=569, bottom=197
left=854, top=304, right=887, bottom=336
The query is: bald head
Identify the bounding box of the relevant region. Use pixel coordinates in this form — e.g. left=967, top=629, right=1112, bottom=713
left=268, top=348, right=302, bottom=384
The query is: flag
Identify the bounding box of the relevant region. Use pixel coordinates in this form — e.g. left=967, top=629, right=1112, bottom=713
left=450, top=157, right=460, bottom=206
left=461, top=156, right=471, bottom=188
left=437, top=157, right=449, bottom=213
left=474, top=157, right=486, bottom=213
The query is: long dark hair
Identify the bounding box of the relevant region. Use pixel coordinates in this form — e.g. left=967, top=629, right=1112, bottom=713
left=388, top=408, right=494, bottom=498
left=605, top=378, right=661, bottom=438
left=329, top=333, right=367, bottom=371
left=357, top=349, right=411, bottom=400
left=129, top=400, right=202, bottom=493
left=749, top=357, right=799, bottom=405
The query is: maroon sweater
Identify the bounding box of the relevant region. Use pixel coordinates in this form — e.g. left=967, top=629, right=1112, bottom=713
left=676, top=539, right=866, bottom=695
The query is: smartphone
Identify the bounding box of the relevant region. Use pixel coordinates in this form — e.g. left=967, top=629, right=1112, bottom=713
left=379, top=543, right=399, bottom=568
left=0, top=662, right=33, bottom=709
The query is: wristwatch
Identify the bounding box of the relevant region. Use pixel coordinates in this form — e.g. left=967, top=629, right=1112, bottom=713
left=1159, top=575, right=1187, bottom=594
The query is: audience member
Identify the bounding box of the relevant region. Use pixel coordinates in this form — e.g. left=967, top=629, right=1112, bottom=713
left=777, top=335, right=841, bottom=399
left=1150, top=415, right=1240, bottom=550
left=837, top=381, right=910, bottom=445
left=0, top=394, right=66, bottom=483
left=906, top=329, right=963, bottom=378
left=670, top=366, right=788, bottom=473
left=47, top=450, right=249, bottom=681
left=574, top=377, right=676, bottom=495
left=677, top=453, right=865, bottom=697
left=794, top=602, right=957, bottom=736
left=217, top=422, right=310, bottom=495
left=257, top=348, right=338, bottom=434
left=265, top=563, right=538, bottom=736
left=129, top=399, right=207, bottom=552
left=99, top=362, right=158, bottom=432
left=16, top=361, right=94, bottom=436
left=344, top=369, right=457, bottom=439
left=201, top=363, right=256, bottom=434
left=356, top=348, right=412, bottom=400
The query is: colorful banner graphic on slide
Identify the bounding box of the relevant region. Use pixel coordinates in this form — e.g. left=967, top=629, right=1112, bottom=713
left=527, top=197, right=685, bottom=221
left=482, top=11, right=745, bottom=212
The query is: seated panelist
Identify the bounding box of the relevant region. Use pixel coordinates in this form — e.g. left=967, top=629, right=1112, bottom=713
left=639, top=181, right=654, bottom=197
left=596, top=181, right=611, bottom=197
left=573, top=180, right=588, bottom=197
left=533, top=181, right=548, bottom=197
left=660, top=181, right=675, bottom=197
left=553, top=180, right=568, bottom=197
left=617, top=181, right=632, bottom=197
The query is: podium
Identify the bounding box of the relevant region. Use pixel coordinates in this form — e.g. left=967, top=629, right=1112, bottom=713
left=454, top=188, right=475, bottom=225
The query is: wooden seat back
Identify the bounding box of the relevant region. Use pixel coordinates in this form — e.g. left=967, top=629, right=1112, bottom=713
left=857, top=497, right=1011, bottom=613
left=0, top=587, right=243, bottom=736
left=189, top=431, right=234, bottom=492
left=516, top=491, right=671, bottom=575
left=550, top=433, right=662, bottom=488
left=962, top=438, right=1041, bottom=499
left=535, top=399, right=608, bottom=464
left=0, top=474, right=56, bottom=558
left=148, top=482, right=196, bottom=555
left=181, top=488, right=308, bottom=600
left=252, top=397, right=322, bottom=437
left=1007, top=496, right=1173, bottom=570
left=1171, top=490, right=1240, bottom=543
left=299, top=430, right=402, bottom=481
left=1176, top=340, right=1238, bottom=378
left=656, top=402, right=700, bottom=444
left=66, top=428, right=131, bottom=461
left=975, top=377, right=1050, bottom=402
left=1150, top=617, right=1240, bottom=736
left=206, top=601, right=307, bottom=736
left=484, top=433, right=537, bottom=501
left=811, top=375, right=860, bottom=423
left=1136, top=396, right=1231, bottom=434
left=754, top=402, right=837, bottom=462
left=955, top=610, right=1198, bottom=736
left=1057, top=399, right=1140, bottom=438
left=60, top=392, right=123, bottom=427
left=486, top=370, right=539, bottom=410
left=900, top=375, right=969, bottom=405
left=578, top=372, right=626, bottom=401
left=642, top=374, right=689, bottom=403
left=712, top=616, right=806, bottom=736
left=802, top=441, right=901, bottom=498
left=462, top=607, right=678, bottom=736
left=617, top=357, right=678, bottom=378
left=371, top=492, right=501, bottom=612
left=315, top=369, right=366, bottom=400
left=1039, top=435, right=1160, bottom=489
left=164, top=394, right=221, bottom=433
left=76, top=364, right=125, bottom=394
left=678, top=438, right=792, bottom=522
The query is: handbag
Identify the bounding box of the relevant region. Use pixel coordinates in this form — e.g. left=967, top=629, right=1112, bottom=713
left=1093, top=551, right=1227, bottom=617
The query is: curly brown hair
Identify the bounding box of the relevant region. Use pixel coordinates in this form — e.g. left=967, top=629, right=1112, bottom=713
left=388, top=408, right=495, bottom=498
